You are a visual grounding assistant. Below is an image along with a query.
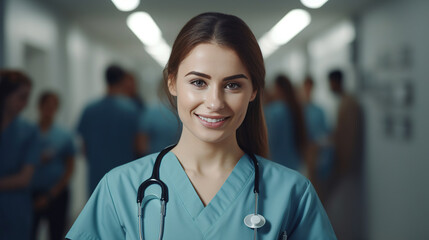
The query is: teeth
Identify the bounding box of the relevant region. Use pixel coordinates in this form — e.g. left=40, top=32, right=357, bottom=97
left=198, top=115, right=226, bottom=123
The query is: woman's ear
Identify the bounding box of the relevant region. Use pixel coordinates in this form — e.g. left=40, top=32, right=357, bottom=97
left=168, top=77, right=177, bottom=96
left=249, top=90, right=257, bottom=102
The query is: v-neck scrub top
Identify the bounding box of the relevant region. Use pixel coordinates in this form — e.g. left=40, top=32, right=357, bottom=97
left=66, top=152, right=337, bottom=240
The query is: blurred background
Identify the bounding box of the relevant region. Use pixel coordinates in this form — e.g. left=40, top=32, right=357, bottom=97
left=1, top=0, right=428, bottom=239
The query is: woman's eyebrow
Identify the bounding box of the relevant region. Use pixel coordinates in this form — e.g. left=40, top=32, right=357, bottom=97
left=184, top=71, right=248, bottom=81
left=185, top=71, right=211, bottom=79
left=223, top=74, right=248, bottom=81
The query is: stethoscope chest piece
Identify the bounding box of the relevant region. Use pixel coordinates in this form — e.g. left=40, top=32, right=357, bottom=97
left=244, top=213, right=266, bottom=229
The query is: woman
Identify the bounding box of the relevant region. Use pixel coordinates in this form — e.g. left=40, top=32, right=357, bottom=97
left=264, top=75, right=307, bottom=171
left=31, top=91, right=76, bottom=240
left=66, top=12, right=336, bottom=240
left=0, top=70, right=40, bottom=240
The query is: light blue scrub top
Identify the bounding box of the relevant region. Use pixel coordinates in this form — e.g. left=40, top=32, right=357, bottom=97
left=0, top=117, right=40, bottom=240
left=139, top=103, right=181, bottom=154
left=32, top=124, right=76, bottom=192
left=264, top=101, right=301, bottom=171
left=67, top=152, right=336, bottom=240
left=304, top=103, right=334, bottom=179
left=77, top=95, right=140, bottom=193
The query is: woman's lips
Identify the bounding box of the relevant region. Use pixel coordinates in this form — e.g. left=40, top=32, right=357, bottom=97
left=195, top=114, right=229, bottom=128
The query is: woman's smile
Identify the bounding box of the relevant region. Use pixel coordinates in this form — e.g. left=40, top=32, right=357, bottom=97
left=195, top=113, right=230, bottom=128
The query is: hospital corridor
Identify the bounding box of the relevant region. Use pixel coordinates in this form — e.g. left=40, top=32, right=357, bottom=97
left=1, top=0, right=428, bottom=239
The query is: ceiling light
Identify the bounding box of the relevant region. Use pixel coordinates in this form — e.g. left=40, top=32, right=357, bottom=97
left=127, top=12, right=162, bottom=46
left=127, top=11, right=171, bottom=66
left=258, top=9, right=311, bottom=58
left=300, top=0, right=328, bottom=9
left=111, top=0, right=140, bottom=12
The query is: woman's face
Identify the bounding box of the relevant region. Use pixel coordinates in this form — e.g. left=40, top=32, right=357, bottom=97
left=169, top=43, right=256, bottom=145
left=5, top=84, right=31, bottom=117
left=39, top=95, right=59, bottom=120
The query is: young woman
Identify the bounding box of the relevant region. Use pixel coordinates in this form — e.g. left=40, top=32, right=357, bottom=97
left=0, top=70, right=40, bottom=240
left=66, top=12, right=336, bottom=240
left=31, top=91, right=76, bottom=240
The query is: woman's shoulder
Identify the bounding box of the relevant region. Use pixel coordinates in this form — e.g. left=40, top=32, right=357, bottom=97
left=104, top=153, right=159, bottom=182
left=257, top=156, right=310, bottom=190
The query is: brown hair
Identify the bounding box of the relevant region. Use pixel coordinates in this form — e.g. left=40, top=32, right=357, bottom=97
left=0, top=70, right=32, bottom=129
left=275, top=75, right=307, bottom=156
left=163, top=12, right=268, bottom=157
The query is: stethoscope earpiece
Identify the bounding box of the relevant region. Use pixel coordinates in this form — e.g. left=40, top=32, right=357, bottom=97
left=244, top=213, right=266, bottom=229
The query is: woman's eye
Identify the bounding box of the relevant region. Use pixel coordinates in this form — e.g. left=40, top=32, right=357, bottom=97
left=191, top=79, right=206, bottom=88
left=225, top=82, right=241, bottom=90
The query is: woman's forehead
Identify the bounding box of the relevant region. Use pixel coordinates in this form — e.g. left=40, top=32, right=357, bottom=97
left=177, top=43, right=249, bottom=79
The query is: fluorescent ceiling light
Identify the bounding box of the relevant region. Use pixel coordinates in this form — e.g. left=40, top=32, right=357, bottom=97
left=145, top=40, right=171, bottom=67
left=127, top=12, right=162, bottom=46
left=127, top=11, right=171, bottom=66
left=111, top=0, right=140, bottom=12
left=301, top=0, right=328, bottom=9
left=308, top=20, right=355, bottom=58
left=259, top=9, right=311, bottom=58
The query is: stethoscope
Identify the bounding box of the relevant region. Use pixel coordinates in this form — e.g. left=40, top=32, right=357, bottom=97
left=137, top=145, right=266, bottom=240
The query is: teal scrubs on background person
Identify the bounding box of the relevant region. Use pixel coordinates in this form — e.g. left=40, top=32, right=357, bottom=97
left=32, top=124, right=76, bottom=193
left=139, top=103, right=181, bottom=154
left=304, top=103, right=328, bottom=143
left=0, top=117, right=40, bottom=240
left=264, top=101, right=301, bottom=171
left=66, top=152, right=336, bottom=240
left=304, top=103, right=334, bottom=179
left=77, top=95, right=139, bottom=193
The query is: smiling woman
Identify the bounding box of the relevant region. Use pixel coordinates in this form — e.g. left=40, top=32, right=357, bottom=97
left=66, top=12, right=337, bottom=240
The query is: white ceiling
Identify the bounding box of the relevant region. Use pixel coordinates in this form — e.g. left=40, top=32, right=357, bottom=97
left=36, top=0, right=382, bottom=69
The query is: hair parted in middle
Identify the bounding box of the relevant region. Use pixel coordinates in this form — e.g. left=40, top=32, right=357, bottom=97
left=162, top=12, right=268, bottom=157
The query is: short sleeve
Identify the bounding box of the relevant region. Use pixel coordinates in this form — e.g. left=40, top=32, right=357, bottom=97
left=66, top=175, right=125, bottom=240
left=63, top=132, right=77, bottom=157
left=288, top=181, right=337, bottom=240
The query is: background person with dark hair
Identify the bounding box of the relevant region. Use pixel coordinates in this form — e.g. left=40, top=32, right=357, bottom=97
left=76, top=64, right=143, bottom=194
left=0, top=70, right=41, bottom=240
left=326, top=69, right=364, bottom=240
left=264, top=74, right=307, bottom=172
left=31, top=91, right=76, bottom=240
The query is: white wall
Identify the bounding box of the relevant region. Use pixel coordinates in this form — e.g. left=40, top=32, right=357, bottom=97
left=0, top=0, right=5, bottom=68
left=358, top=0, right=429, bottom=239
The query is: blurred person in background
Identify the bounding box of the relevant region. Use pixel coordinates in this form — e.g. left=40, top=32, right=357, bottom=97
left=31, top=91, right=76, bottom=240
left=264, top=75, right=307, bottom=172
left=138, top=80, right=181, bottom=155
left=0, top=70, right=40, bottom=240
left=76, top=64, right=143, bottom=194
left=301, top=76, right=334, bottom=204
left=326, top=69, right=364, bottom=240
left=124, top=71, right=146, bottom=112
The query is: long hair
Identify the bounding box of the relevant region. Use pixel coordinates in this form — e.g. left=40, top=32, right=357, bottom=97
left=163, top=12, right=268, bottom=157
left=0, top=70, right=32, bottom=130
left=275, top=75, right=307, bottom=156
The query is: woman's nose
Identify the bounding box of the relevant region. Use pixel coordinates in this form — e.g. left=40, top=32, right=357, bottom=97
left=205, top=87, right=225, bottom=110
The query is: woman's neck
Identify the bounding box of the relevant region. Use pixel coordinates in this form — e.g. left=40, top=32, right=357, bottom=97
left=172, top=131, right=243, bottom=175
